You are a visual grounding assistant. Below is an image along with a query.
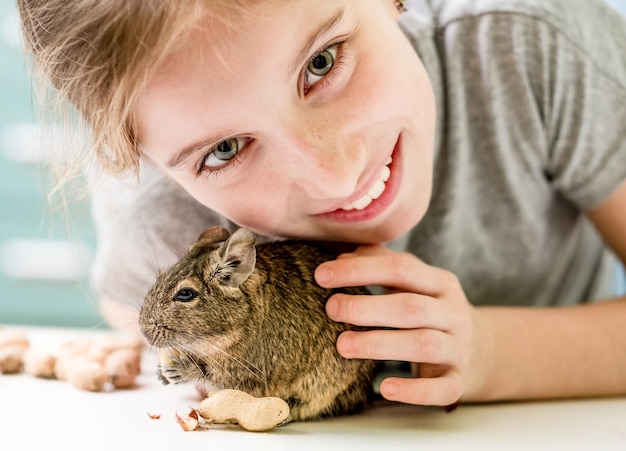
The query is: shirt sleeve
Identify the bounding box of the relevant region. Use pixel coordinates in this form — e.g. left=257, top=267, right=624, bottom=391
left=535, top=0, right=626, bottom=210
left=87, top=160, right=235, bottom=309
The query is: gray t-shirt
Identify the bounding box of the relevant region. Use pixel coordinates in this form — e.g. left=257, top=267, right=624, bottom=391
left=89, top=0, right=626, bottom=310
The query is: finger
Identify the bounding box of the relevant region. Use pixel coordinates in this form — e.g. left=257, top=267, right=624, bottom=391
left=335, top=244, right=392, bottom=259
left=380, top=373, right=462, bottom=406
left=316, top=253, right=456, bottom=296
left=336, top=329, right=456, bottom=364
left=351, top=244, right=396, bottom=256
left=326, top=292, right=451, bottom=330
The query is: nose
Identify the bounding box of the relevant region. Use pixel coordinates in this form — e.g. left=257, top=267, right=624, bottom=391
left=280, top=111, right=367, bottom=200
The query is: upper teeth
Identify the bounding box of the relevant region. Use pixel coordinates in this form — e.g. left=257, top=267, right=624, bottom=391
left=341, top=158, right=391, bottom=211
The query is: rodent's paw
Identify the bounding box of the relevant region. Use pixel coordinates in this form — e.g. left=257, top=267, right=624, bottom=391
left=156, top=366, right=171, bottom=385
left=157, top=363, right=186, bottom=385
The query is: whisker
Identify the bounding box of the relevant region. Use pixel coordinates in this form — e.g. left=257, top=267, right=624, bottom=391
left=187, top=340, right=268, bottom=388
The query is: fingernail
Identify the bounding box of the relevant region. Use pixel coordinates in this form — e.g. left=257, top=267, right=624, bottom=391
left=382, top=380, right=400, bottom=398
left=336, top=333, right=353, bottom=357
left=315, top=265, right=333, bottom=284
left=325, top=296, right=339, bottom=319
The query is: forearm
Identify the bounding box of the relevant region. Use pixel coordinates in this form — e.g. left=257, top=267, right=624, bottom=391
left=465, top=297, right=626, bottom=402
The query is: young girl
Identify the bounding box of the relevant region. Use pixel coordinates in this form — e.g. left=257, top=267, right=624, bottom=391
left=18, top=0, right=626, bottom=408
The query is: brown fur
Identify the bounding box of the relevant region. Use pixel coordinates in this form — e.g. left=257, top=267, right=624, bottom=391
left=139, top=226, right=377, bottom=422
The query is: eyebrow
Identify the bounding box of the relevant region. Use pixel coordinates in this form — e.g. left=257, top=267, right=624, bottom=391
left=288, top=8, right=347, bottom=77
left=167, top=8, right=347, bottom=169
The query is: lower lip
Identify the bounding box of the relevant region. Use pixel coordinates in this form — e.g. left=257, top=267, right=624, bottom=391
left=316, top=137, right=402, bottom=223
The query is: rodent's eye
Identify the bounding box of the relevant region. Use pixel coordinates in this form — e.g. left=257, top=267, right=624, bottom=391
left=174, top=288, right=198, bottom=302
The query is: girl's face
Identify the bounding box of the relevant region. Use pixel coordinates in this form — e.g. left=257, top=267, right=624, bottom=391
left=137, top=0, right=436, bottom=243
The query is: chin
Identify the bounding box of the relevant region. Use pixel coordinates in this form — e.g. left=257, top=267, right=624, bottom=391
left=373, top=198, right=430, bottom=243
left=366, top=221, right=417, bottom=244
left=335, top=215, right=422, bottom=245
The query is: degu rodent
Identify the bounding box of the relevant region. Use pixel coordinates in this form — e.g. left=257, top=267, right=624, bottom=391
left=139, top=226, right=377, bottom=422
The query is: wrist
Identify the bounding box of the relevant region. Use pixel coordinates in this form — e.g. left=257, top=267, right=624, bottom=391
left=460, top=307, right=498, bottom=402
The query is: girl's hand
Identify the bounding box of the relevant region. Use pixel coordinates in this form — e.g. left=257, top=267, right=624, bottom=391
left=315, top=245, right=485, bottom=406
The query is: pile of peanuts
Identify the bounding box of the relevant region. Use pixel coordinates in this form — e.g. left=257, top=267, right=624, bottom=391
left=0, top=327, right=144, bottom=391
left=1, top=328, right=288, bottom=431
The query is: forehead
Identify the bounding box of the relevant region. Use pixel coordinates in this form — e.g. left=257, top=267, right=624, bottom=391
left=136, top=0, right=347, bottom=152
left=160, top=0, right=336, bottom=69
left=170, top=0, right=293, bottom=54
left=149, top=0, right=353, bottom=74
left=135, top=0, right=289, bottom=103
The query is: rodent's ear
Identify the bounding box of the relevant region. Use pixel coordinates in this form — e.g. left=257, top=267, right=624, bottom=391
left=217, top=228, right=257, bottom=287
left=192, top=226, right=231, bottom=250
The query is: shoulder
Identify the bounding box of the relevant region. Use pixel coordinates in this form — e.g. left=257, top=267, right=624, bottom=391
left=427, top=0, right=620, bottom=30
left=88, top=160, right=232, bottom=259
left=86, top=160, right=237, bottom=303
left=412, top=0, right=626, bottom=89
left=427, top=0, right=626, bottom=60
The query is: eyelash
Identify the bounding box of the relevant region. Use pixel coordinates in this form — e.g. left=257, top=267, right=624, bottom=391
left=302, top=40, right=347, bottom=95
left=197, top=40, right=348, bottom=179
left=195, top=139, right=249, bottom=178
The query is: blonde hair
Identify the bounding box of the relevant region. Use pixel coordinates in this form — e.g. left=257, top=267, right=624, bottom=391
left=18, top=0, right=258, bottom=178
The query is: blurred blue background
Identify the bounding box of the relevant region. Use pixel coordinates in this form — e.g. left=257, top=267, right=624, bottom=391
left=0, top=1, right=102, bottom=328
left=608, top=0, right=626, bottom=13
left=0, top=1, right=624, bottom=328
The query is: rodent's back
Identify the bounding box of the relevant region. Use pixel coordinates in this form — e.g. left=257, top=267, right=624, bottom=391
left=255, top=240, right=339, bottom=291
left=243, top=240, right=374, bottom=419
left=252, top=239, right=369, bottom=330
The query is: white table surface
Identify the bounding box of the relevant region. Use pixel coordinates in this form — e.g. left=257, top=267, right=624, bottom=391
left=2, top=325, right=626, bottom=451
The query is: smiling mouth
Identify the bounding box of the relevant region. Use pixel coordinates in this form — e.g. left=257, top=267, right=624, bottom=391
left=339, top=156, right=392, bottom=211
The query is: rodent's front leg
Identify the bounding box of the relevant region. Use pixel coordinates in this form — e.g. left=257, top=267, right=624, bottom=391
left=157, top=349, right=211, bottom=385
left=157, top=362, right=185, bottom=385
left=157, top=352, right=187, bottom=385
left=157, top=349, right=201, bottom=385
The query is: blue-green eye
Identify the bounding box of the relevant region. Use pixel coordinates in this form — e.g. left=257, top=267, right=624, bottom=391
left=203, top=137, right=248, bottom=168
left=305, top=44, right=338, bottom=87
left=174, top=288, right=198, bottom=302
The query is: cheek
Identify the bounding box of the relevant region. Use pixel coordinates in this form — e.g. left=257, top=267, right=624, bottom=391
left=345, top=58, right=397, bottom=120
left=179, top=179, right=289, bottom=232
left=345, top=50, right=430, bottom=144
